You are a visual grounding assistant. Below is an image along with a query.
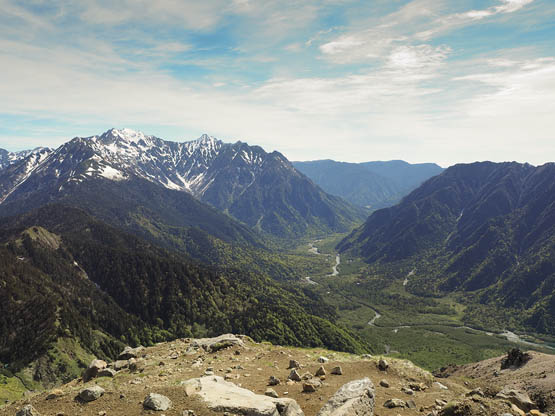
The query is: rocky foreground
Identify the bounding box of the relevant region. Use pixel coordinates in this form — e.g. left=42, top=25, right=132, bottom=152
left=1, top=335, right=553, bottom=416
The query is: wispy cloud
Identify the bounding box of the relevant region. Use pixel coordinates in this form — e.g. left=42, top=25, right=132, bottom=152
left=0, top=0, right=553, bottom=166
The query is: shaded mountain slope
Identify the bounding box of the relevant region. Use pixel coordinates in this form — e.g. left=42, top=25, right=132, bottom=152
left=339, top=162, right=555, bottom=334
left=0, top=205, right=367, bottom=380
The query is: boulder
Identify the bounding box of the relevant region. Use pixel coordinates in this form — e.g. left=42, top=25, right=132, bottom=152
left=317, top=378, right=375, bottom=416
left=16, top=405, right=40, bottom=416
left=143, top=393, right=172, bottom=411
left=378, top=359, right=388, bottom=371
left=118, top=345, right=144, bottom=360
left=500, top=348, right=531, bottom=370
left=383, top=398, right=406, bottom=408
left=79, top=385, right=105, bottom=402
left=83, top=359, right=107, bottom=382
left=495, top=387, right=535, bottom=411
left=182, top=376, right=304, bottom=416
left=190, top=334, right=245, bottom=353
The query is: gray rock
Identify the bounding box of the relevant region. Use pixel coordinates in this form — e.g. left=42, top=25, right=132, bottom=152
left=265, top=388, right=279, bottom=398
left=401, top=386, right=414, bottom=395
left=383, top=398, right=406, bottom=408
left=315, top=366, right=326, bottom=377
left=190, top=334, right=245, bottom=353
left=79, top=385, right=105, bottom=402
left=301, top=372, right=313, bottom=380
left=433, top=381, right=448, bottom=390
left=143, top=393, right=172, bottom=411
left=288, top=370, right=302, bottom=382
left=495, top=388, right=536, bottom=412
left=317, top=357, right=329, bottom=363
left=302, top=379, right=322, bottom=393
left=16, top=405, right=40, bottom=416
left=83, top=359, right=107, bottom=382
left=288, top=360, right=300, bottom=369
left=379, top=379, right=389, bottom=388
left=182, top=376, right=304, bottom=416
left=97, top=368, right=116, bottom=378
left=111, top=360, right=129, bottom=371
left=361, top=354, right=372, bottom=359
left=317, top=378, right=375, bottom=416
left=378, top=359, right=388, bottom=371
left=273, top=398, right=304, bottom=416
left=119, top=345, right=144, bottom=360
left=331, top=366, right=342, bottom=375
left=406, top=399, right=416, bottom=409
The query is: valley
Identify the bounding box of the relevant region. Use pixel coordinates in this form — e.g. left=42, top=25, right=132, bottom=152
left=295, top=234, right=555, bottom=370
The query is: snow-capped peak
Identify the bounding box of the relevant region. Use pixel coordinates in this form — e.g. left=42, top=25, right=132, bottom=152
left=101, top=128, right=149, bottom=144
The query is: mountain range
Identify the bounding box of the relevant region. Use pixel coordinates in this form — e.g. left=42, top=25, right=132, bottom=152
left=0, top=129, right=364, bottom=239
left=339, top=161, right=555, bottom=334
left=293, top=159, right=443, bottom=209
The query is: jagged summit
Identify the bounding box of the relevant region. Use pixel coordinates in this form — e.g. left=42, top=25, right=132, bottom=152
left=0, top=129, right=364, bottom=237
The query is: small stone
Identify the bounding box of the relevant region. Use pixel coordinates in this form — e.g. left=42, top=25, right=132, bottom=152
left=435, top=399, right=447, bottom=407
left=79, top=386, right=105, bottom=402
left=16, top=405, right=40, bottom=416
left=379, top=379, right=390, bottom=388
left=83, top=359, right=108, bottom=382
left=406, top=400, right=416, bottom=409
left=46, top=389, right=64, bottom=400
left=401, top=386, right=414, bottom=395
left=268, top=376, right=281, bottom=386
left=384, top=398, right=406, bottom=408
left=331, top=366, right=342, bottom=375
left=317, top=356, right=329, bottom=363
left=98, top=411, right=107, bottom=416
left=302, top=379, right=321, bottom=393
left=288, top=369, right=302, bottom=382
left=97, top=368, right=116, bottom=378
left=265, top=388, right=279, bottom=398
left=234, top=350, right=241, bottom=355
left=433, top=381, right=448, bottom=390
left=378, top=359, right=388, bottom=371
left=315, top=366, right=326, bottom=377
left=301, top=372, right=313, bottom=380
left=288, top=360, right=300, bottom=369
left=143, top=393, right=172, bottom=411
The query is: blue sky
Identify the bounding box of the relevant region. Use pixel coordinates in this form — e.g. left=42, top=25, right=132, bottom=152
left=0, top=0, right=554, bottom=166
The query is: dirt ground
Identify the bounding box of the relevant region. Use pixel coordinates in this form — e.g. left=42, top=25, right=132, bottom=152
left=1, top=338, right=552, bottom=416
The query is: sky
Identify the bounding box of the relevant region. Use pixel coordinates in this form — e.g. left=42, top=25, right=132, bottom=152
left=0, top=0, right=554, bottom=167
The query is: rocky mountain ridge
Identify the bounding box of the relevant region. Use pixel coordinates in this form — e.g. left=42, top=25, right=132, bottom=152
left=0, top=129, right=364, bottom=238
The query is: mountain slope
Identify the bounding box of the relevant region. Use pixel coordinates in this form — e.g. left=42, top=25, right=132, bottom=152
left=338, top=161, right=555, bottom=335
left=293, top=159, right=443, bottom=209
left=0, top=129, right=364, bottom=238
left=0, top=205, right=368, bottom=389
